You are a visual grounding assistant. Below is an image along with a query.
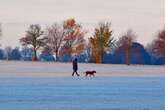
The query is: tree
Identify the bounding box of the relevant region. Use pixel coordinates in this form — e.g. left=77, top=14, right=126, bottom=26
left=117, top=29, right=136, bottom=65
left=21, top=47, right=33, bottom=61
left=39, top=46, right=55, bottom=61
left=152, top=27, right=165, bottom=57
left=76, top=52, right=89, bottom=63
left=4, top=46, right=12, bottom=60
left=60, top=18, right=86, bottom=58
left=86, top=42, right=93, bottom=62
left=114, top=42, right=151, bottom=64
left=20, top=24, right=45, bottom=61
left=44, top=23, right=66, bottom=61
left=10, top=47, right=21, bottom=60
left=0, top=48, right=5, bottom=60
left=145, top=42, right=154, bottom=55
left=89, top=22, right=115, bottom=63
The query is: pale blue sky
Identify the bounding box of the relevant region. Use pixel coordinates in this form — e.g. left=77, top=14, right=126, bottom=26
left=0, top=0, right=165, bottom=47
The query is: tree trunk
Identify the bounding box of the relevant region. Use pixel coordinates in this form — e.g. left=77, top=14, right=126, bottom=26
left=32, top=49, right=37, bottom=61
left=7, top=53, right=9, bottom=61
left=100, top=49, right=104, bottom=64
left=125, top=47, right=131, bottom=65
left=55, top=50, right=59, bottom=62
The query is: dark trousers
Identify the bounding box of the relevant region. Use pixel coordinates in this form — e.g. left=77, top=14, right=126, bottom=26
left=72, top=70, right=79, bottom=76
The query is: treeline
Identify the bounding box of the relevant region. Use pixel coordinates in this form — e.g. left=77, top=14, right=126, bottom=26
left=0, top=18, right=165, bottom=65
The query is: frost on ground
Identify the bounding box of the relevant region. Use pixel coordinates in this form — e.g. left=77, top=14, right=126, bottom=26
left=0, top=77, right=165, bottom=110
left=0, top=61, right=165, bottom=110
left=0, top=61, right=164, bottom=77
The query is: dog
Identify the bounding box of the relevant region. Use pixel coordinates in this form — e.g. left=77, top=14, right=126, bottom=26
left=84, top=70, right=96, bottom=77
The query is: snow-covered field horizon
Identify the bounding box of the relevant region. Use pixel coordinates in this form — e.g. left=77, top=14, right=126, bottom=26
left=0, top=61, right=164, bottom=77
left=0, top=61, right=165, bottom=110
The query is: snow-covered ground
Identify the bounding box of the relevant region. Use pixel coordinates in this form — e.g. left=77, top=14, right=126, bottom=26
left=0, top=61, right=165, bottom=110
left=0, top=61, right=164, bottom=77
left=0, top=77, right=165, bottom=110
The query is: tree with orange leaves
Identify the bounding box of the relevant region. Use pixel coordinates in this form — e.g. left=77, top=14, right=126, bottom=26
left=89, top=22, right=115, bottom=63
left=60, top=18, right=86, bottom=57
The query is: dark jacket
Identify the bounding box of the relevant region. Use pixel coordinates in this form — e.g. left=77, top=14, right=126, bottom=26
left=72, top=58, right=78, bottom=71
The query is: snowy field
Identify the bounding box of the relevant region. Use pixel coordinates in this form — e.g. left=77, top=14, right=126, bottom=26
left=0, top=61, right=165, bottom=110
left=0, top=77, right=165, bottom=110
left=0, top=61, right=164, bottom=77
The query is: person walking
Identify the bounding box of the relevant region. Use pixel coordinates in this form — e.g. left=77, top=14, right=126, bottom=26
left=72, top=58, right=79, bottom=76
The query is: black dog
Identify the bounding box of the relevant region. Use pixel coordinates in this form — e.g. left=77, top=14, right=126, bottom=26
left=84, top=71, right=96, bottom=77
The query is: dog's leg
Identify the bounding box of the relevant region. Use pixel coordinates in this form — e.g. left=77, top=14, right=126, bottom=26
left=85, top=73, right=88, bottom=77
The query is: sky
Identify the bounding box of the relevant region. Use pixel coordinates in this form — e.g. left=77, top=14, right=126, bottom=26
left=0, top=0, right=165, bottom=48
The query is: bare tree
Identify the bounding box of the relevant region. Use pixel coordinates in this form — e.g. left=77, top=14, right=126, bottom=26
left=44, top=23, right=66, bottom=61
left=20, top=24, right=45, bottom=61
left=153, top=27, right=165, bottom=56
left=117, top=29, right=136, bottom=65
